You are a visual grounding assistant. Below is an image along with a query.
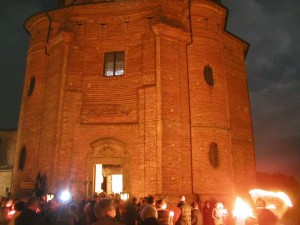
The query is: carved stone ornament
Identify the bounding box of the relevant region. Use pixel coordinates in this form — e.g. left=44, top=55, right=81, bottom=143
left=87, top=104, right=132, bottom=118
left=99, top=146, right=116, bottom=157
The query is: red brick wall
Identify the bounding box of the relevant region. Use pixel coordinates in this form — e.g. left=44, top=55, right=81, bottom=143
left=12, top=0, right=256, bottom=203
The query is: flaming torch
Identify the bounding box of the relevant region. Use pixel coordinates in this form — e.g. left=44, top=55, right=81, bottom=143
left=249, top=189, right=293, bottom=220
left=232, top=197, right=254, bottom=225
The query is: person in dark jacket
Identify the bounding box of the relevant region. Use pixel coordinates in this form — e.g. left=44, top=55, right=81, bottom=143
left=173, top=196, right=191, bottom=225
left=255, top=198, right=277, bottom=225
left=15, top=197, right=42, bottom=225
left=191, top=202, right=203, bottom=225
left=86, top=194, right=99, bottom=225
left=93, top=198, right=124, bottom=225
left=155, top=200, right=170, bottom=225
left=202, top=201, right=214, bottom=225
left=125, top=197, right=138, bottom=225
left=140, top=205, right=160, bottom=225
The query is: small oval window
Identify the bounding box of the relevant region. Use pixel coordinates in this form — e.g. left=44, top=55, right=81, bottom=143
left=19, top=146, right=27, bottom=170
left=28, top=76, right=36, bottom=96
left=204, top=65, right=214, bottom=86
left=209, top=142, right=218, bottom=168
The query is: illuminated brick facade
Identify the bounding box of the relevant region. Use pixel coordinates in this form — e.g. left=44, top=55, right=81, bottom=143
left=12, top=0, right=256, bottom=204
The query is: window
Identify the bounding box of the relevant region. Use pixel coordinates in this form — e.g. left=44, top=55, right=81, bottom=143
left=104, top=51, right=125, bottom=76
left=28, top=76, right=36, bottom=96
left=204, top=65, right=214, bottom=86
left=209, top=142, right=219, bottom=168
left=19, top=146, right=27, bottom=170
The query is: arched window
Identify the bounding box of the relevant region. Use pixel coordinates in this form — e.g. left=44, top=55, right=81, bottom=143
left=19, top=146, right=27, bottom=170
left=209, top=142, right=218, bottom=168
left=204, top=65, right=214, bottom=86
left=28, top=76, right=36, bottom=96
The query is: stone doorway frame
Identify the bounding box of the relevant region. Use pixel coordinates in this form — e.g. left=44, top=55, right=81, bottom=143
left=85, top=138, right=130, bottom=197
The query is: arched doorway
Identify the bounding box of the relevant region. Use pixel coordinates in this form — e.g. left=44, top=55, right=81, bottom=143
left=86, top=138, right=130, bottom=197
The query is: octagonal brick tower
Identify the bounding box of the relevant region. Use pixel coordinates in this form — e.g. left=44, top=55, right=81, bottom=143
left=12, top=0, right=256, bottom=205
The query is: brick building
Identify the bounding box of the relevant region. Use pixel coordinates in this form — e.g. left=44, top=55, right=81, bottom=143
left=12, top=0, right=256, bottom=204
left=0, top=129, right=17, bottom=196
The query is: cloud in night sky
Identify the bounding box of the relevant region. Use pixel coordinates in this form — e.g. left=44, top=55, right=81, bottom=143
left=223, top=0, right=300, bottom=181
left=0, top=0, right=299, bottom=181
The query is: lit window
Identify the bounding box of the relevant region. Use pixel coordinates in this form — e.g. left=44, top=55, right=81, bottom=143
left=104, top=51, right=125, bottom=76
left=204, top=65, right=214, bottom=86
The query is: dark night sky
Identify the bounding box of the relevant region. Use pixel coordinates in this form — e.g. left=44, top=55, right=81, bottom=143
left=0, top=0, right=299, bottom=181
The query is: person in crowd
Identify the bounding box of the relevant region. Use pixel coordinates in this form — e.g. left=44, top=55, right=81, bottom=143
left=202, top=201, right=214, bottom=225
left=140, top=205, right=159, bottom=225
left=42, top=197, right=69, bottom=225
left=85, top=194, right=100, bottom=225
left=8, top=201, right=25, bottom=225
left=15, top=196, right=42, bottom=225
left=80, top=196, right=90, bottom=225
left=173, top=196, right=191, bottom=225
left=93, top=198, right=124, bottom=225
left=146, top=196, right=155, bottom=206
left=68, top=203, right=80, bottom=225
left=0, top=197, right=6, bottom=223
left=115, top=198, right=123, bottom=222
left=202, top=201, right=215, bottom=225
left=212, top=203, right=224, bottom=225
left=255, top=198, right=277, bottom=225
left=191, top=202, right=203, bottom=225
left=125, top=197, right=138, bottom=225
left=39, top=195, right=49, bottom=218
left=155, top=199, right=170, bottom=225
left=138, top=196, right=155, bottom=223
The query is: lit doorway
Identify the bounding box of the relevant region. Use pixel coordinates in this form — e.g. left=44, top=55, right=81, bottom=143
left=94, top=164, right=123, bottom=194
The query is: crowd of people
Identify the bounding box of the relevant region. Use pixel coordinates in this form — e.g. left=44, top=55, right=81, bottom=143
left=0, top=192, right=277, bottom=225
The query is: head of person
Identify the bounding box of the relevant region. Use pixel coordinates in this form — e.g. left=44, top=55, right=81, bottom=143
left=69, top=203, right=79, bottom=214
left=215, top=202, right=223, bottom=210
left=191, top=201, right=198, bottom=209
left=204, top=201, right=210, bottom=207
left=94, top=198, right=116, bottom=219
left=26, top=196, right=39, bottom=211
left=99, top=191, right=107, bottom=199
left=179, top=196, right=185, bottom=202
left=141, top=205, right=158, bottom=221
left=146, top=195, right=155, bottom=205
left=131, top=197, right=137, bottom=204
left=155, top=199, right=167, bottom=209
left=256, top=198, right=266, bottom=208
left=13, top=201, right=25, bottom=211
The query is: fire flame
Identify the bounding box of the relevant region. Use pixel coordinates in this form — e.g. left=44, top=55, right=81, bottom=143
left=249, top=189, right=292, bottom=220
left=249, top=189, right=292, bottom=207
left=232, top=197, right=253, bottom=219
left=8, top=210, right=16, bottom=216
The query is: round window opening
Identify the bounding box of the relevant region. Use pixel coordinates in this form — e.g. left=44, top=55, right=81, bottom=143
left=209, top=142, right=218, bottom=168
left=204, top=65, right=214, bottom=86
